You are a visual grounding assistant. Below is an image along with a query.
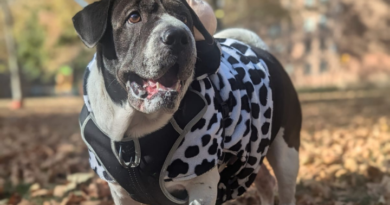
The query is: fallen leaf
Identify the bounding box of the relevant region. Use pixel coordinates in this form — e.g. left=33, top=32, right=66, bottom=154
left=31, top=189, right=53, bottom=197
left=7, top=193, right=21, bottom=205
left=67, top=173, right=94, bottom=185
left=29, top=183, right=41, bottom=193
left=54, top=182, right=77, bottom=197
left=60, top=194, right=85, bottom=205
left=17, top=199, right=35, bottom=205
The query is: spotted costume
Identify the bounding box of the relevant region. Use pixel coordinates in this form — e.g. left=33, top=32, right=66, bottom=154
left=82, top=38, right=273, bottom=204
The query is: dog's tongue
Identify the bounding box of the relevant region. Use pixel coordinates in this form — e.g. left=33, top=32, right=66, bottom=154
left=144, top=79, right=181, bottom=99
left=145, top=80, right=160, bottom=98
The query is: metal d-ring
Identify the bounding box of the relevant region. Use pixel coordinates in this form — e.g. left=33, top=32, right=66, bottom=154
left=118, top=143, right=141, bottom=168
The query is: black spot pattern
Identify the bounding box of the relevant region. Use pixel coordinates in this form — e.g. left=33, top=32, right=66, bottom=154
left=257, top=138, right=270, bottom=153
left=250, top=125, right=258, bottom=142
left=191, top=118, right=206, bottom=132
left=208, top=114, right=218, bottom=130
left=230, top=141, right=242, bottom=152
left=228, top=78, right=238, bottom=91
left=195, top=159, right=215, bottom=176
left=238, top=187, right=246, bottom=196
left=231, top=43, right=249, bottom=54
left=185, top=146, right=200, bottom=158
left=251, top=103, right=260, bottom=119
left=243, top=120, right=251, bottom=137
left=167, top=159, right=189, bottom=178
left=96, top=157, right=101, bottom=166
left=204, top=79, right=212, bottom=89
left=224, top=118, right=233, bottom=128
left=103, top=171, right=112, bottom=181
left=217, top=73, right=225, bottom=90
left=208, top=139, right=218, bottom=155
left=241, top=95, right=250, bottom=113
left=264, top=107, right=272, bottom=119
left=248, top=56, right=260, bottom=64
left=228, top=92, right=237, bottom=112
left=259, top=84, right=268, bottom=106
left=228, top=56, right=239, bottom=65
left=262, top=122, right=270, bottom=135
left=216, top=38, right=227, bottom=43
left=248, top=156, right=257, bottom=166
left=246, top=143, right=251, bottom=152
left=244, top=82, right=254, bottom=100
left=205, top=94, right=211, bottom=105
left=237, top=115, right=243, bottom=125
left=248, top=69, right=261, bottom=85
left=224, top=136, right=232, bottom=143
left=240, top=55, right=250, bottom=65
left=202, top=134, right=211, bottom=147
left=235, top=67, right=246, bottom=82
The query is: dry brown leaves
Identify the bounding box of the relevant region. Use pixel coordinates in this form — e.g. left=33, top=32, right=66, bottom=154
left=0, top=95, right=389, bottom=205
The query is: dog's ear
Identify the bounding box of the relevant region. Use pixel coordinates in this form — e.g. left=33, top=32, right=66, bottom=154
left=72, top=0, right=111, bottom=48
left=181, top=0, right=214, bottom=45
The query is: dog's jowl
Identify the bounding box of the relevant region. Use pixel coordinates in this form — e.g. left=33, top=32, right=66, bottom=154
left=73, top=0, right=301, bottom=205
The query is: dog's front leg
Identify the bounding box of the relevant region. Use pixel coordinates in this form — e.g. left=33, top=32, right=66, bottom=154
left=182, top=166, right=220, bottom=205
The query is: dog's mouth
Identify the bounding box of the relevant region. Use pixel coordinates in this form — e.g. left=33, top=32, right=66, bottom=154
left=126, top=64, right=183, bottom=100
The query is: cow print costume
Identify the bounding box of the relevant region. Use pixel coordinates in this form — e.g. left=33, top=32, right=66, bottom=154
left=83, top=38, right=273, bottom=203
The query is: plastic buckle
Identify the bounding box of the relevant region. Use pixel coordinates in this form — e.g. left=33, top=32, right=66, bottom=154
left=118, top=144, right=140, bottom=168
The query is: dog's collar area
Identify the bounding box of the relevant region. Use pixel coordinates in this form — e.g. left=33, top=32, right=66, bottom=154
left=79, top=89, right=217, bottom=205
left=118, top=141, right=141, bottom=168
left=194, top=40, right=222, bottom=80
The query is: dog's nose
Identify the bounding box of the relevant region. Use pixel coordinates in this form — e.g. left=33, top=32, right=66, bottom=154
left=161, top=28, right=189, bottom=46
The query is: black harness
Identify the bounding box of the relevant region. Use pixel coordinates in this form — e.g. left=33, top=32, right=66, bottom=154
left=79, top=88, right=230, bottom=205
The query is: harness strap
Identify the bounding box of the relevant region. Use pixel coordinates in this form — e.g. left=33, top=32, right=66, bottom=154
left=79, top=89, right=208, bottom=205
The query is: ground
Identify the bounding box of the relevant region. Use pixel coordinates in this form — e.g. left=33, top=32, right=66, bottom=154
left=0, top=90, right=389, bottom=205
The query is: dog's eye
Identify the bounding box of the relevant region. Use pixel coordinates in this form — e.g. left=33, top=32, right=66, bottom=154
left=128, top=12, right=141, bottom=24
left=177, top=15, right=187, bottom=24
left=182, top=16, right=188, bottom=24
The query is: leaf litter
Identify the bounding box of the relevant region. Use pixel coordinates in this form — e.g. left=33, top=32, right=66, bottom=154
left=0, top=95, right=389, bottom=205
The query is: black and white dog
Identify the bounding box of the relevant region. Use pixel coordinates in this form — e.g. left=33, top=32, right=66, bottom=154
left=73, top=0, right=301, bottom=205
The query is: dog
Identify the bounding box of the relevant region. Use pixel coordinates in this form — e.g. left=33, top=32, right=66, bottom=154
left=73, top=0, right=302, bottom=204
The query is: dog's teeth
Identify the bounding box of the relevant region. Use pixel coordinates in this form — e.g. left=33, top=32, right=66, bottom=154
left=157, top=82, right=160, bottom=90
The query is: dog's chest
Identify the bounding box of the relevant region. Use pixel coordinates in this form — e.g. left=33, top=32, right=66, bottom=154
left=167, top=39, right=274, bottom=202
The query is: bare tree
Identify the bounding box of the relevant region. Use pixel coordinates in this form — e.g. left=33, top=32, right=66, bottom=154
left=1, top=0, right=23, bottom=109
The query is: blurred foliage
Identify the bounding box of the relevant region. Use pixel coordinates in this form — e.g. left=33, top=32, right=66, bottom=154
left=15, top=10, right=48, bottom=82
left=0, top=0, right=94, bottom=84
left=221, top=0, right=291, bottom=28
left=0, top=0, right=290, bottom=85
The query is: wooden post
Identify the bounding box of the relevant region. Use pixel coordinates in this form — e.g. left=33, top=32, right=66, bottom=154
left=1, top=0, right=23, bottom=109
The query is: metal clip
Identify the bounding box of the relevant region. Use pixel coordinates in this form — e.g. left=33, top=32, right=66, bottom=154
left=118, top=144, right=140, bottom=168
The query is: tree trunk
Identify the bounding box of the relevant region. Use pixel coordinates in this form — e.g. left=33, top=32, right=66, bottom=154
left=1, top=0, right=23, bottom=109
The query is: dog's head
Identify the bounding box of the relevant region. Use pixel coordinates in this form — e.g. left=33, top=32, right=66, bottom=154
left=73, top=0, right=213, bottom=114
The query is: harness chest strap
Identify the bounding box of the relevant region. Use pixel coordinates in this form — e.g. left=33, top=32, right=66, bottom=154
left=79, top=89, right=231, bottom=205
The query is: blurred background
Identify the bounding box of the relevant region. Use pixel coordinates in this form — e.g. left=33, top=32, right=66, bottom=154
left=0, top=0, right=389, bottom=204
